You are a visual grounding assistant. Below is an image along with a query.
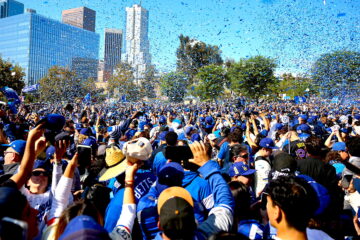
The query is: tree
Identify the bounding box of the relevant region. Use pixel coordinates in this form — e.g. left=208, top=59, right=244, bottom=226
left=192, top=64, right=226, bottom=101
left=140, top=65, right=158, bottom=99
left=108, top=63, right=141, bottom=101
left=82, top=77, right=104, bottom=96
left=311, top=50, right=360, bottom=97
left=272, top=73, right=318, bottom=98
left=228, top=56, right=277, bottom=101
left=176, top=34, right=223, bottom=82
left=38, top=66, right=81, bottom=103
left=160, top=72, right=188, bottom=102
left=0, top=57, right=25, bottom=94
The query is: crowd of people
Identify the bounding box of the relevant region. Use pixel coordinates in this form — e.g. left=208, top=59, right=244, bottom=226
left=0, top=98, right=360, bottom=240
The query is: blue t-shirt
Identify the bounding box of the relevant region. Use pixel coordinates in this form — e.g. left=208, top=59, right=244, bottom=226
left=104, top=169, right=156, bottom=232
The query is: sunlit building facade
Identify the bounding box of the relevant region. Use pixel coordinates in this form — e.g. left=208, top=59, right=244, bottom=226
left=62, top=6, right=96, bottom=32
left=0, top=12, right=99, bottom=85
left=125, top=4, right=151, bottom=80
left=104, top=28, right=122, bottom=81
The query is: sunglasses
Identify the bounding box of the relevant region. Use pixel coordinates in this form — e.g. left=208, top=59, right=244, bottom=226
left=237, top=154, right=249, bottom=159
left=32, top=171, right=48, bottom=177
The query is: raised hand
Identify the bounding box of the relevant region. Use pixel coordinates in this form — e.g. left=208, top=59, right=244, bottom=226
left=189, top=141, right=209, bottom=167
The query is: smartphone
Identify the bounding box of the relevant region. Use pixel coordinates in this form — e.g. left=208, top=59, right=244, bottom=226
left=77, top=145, right=92, bottom=168
left=165, top=146, right=193, bottom=163
left=353, top=178, right=360, bottom=192
left=341, top=174, right=353, bottom=188
left=0, top=217, right=28, bottom=240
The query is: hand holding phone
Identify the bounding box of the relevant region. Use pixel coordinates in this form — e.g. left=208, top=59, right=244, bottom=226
left=341, top=174, right=353, bottom=189
left=77, top=145, right=92, bottom=168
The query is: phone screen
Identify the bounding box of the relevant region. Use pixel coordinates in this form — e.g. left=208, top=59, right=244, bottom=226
left=165, top=146, right=193, bottom=163
left=341, top=175, right=353, bottom=188
left=77, top=145, right=92, bottom=168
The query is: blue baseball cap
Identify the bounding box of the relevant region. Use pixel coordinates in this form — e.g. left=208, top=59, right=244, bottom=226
left=297, top=175, right=330, bottom=216
left=259, top=138, right=279, bottom=149
left=238, top=220, right=265, bottom=240
left=191, top=133, right=201, bottom=142
left=340, top=128, right=349, bottom=134
left=46, top=145, right=56, bottom=159
left=79, top=128, right=92, bottom=136
left=1, top=140, right=26, bottom=156
left=36, top=114, right=65, bottom=132
left=228, top=162, right=256, bottom=177
left=205, top=116, right=214, bottom=124
left=82, top=137, right=97, bottom=147
left=185, top=126, right=195, bottom=136
left=296, top=124, right=311, bottom=133
left=59, top=215, right=110, bottom=240
left=353, top=114, right=360, bottom=120
left=275, top=123, right=284, bottom=131
left=156, top=162, right=184, bottom=193
left=332, top=142, right=346, bottom=151
left=159, top=131, right=169, bottom=141
left=159, top=116, right=167, bottom=124
left=298, top=114, right=308, bottom=121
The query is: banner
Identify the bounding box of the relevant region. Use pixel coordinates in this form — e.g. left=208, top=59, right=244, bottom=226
left=83, top=93, right=91, bottom=103
left=294, top=96, right=306, bottom=104
left=22, top=84, right=39, bottom=93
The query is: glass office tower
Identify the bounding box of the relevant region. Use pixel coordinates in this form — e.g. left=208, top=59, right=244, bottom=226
left=0, top=12, right=99, bottom=85
left=0, top=0, right=24, bottom=18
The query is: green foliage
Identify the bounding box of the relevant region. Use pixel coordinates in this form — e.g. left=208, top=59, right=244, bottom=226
left=160, top=72, right=188, bottom=102
left=193, top=65, right=226, bottom=101
left=272, top=73, right=318, bottom=98
left=141, top=65, right=158, bottom=99
left=82, top=77, right=104, bottom=96
left=0, top=57, right=25, bottom=94
left=38, top=66, right=81, bottom=103
left=311, top=50, right=360, bottom=97
left=176, top=34, right=223, bottom=82
left=228, top=56, right=277, bottom=101
left=108, top=63, right=141, bottom=102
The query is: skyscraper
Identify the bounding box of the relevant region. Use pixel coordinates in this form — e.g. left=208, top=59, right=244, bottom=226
left=0, top=0, right=24, bottom=18
left=104, top=28, right=122, bottom=81
left=62, top=6, right=96, bottom=32
left=0, top=12, right=99, bottom=85
left=125, top=4, right=151, bottom=80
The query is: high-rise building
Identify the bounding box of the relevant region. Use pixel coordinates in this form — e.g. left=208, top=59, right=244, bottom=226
left=25, top=8, right=36, bottom=13
left=62, top=7, right=96, bottom=32
left=71, top=57, right=98, bottom=81
left=0, top=12, right=99, bottom=85
left=0, top=0, right=24, bottom=18
left=125, top=4, right=151, bottom=80
left=104, top=28, right=122, bottom=81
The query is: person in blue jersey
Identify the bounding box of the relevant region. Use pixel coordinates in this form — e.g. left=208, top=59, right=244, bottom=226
left=155, top=141, right=234, bottom=240
left=100, top=137, right=156, bottom=233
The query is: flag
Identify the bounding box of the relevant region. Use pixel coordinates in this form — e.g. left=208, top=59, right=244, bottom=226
left=83, top=93, right=91, bottom=103
left=294, top=96, right=306, bottom=104
left=22, top=84, right=39, bottom=93
left=0, top=87, right=22, bottom=113
left=331, top=96, right=339, bottom=104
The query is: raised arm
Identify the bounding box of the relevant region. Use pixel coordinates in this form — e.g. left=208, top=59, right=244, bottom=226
left=189, top=142, right=234, bottom=239
left=10, top=123, right=46, bottom=189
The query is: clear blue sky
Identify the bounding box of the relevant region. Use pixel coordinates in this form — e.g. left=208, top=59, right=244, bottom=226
left=20, top=0, right=360, bottom=74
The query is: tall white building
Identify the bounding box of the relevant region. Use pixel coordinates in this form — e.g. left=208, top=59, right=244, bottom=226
left=125, top=4, right=151, bottom=80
